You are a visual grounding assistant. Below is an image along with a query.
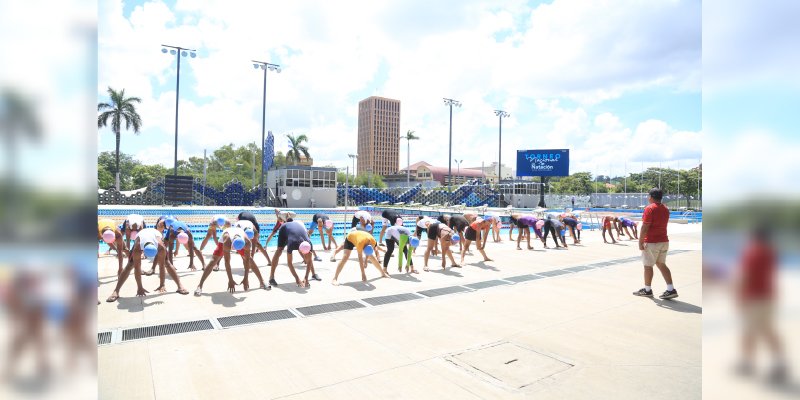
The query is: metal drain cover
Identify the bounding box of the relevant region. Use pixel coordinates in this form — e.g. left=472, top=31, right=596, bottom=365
left=447, top=342, right=572, bottom=390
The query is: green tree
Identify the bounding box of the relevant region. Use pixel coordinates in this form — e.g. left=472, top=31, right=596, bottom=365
left=286, top=133, right=310, bottom=165
left=97, top=87, right=142, bottom=190
left=399, top=130, right=419, bottom=185
left=553, top=172, right=594, bottom=194
left=98, top=151, right=141, bottom=190
left=355, top=172, right=386, bottom=188
left=98, top=163, right=114, bottom=189
left=131, top=164, right=168, bottom=188
left=337, top=171, right=357, bottom=184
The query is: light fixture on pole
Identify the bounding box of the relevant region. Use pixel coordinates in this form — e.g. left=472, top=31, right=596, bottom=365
left=161, top=44, right=196, bottom=176
left=348, top=154, right=358, bottom=182
left=252, top=60, right=280, bottom=201
left=443, top=98, right=461, bottom=194
left=494, top=110, right=510, bottom=183
left=454, top=159, right=463, bottom=185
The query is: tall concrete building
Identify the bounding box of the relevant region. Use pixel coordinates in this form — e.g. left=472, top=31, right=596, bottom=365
left=357, top=96, right=400, bottom=177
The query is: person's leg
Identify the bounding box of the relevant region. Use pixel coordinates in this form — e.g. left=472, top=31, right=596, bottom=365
left=155, top=247, right=169, bottom=292
left=476, top=236, right=492, bottom=261
left=460, top=239, right=471, bottom=265
left=383, top=239, right=395, bottom=271
left=397, top=234, right=408, bottom=271
left=285, top=251, right=305, bottom=287
left=163, top=257, right=187, bottom=294
left=195, top=255, right=221, bottom=294
left=367, top=254, right=388, bottom=278
left=423, top=239, right=436, bottom=271
left=269, top=247, right=284, bottom=283
left=331, top=242, right=341, bottom=261
left=199, top=225, right=215, bottom=251
left=525, top=227, right=533, bottom=249
left=442, top=240, right=458, bottom=267
left=106, top=257, right=136, bottom=302
left=332, top=249, right=352, bottom=285
left=655, top=262, right=673, bottom=285
left=516, top=228, right=523, bottom=250
left=327, top=227, right=338, bottom=249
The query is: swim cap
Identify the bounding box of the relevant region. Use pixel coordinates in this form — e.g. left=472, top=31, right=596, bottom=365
left=363, top=245, right=374, bottom=256
left=177, top=232, right=189, bottom=244
left=232, top=236, right=246, bottom=251
left=143, top=243, right=158, bottom=258
left=244, top=228, right=255, bottom=239
left=451, top=234, right=460, bottom=243
left=102, top=230, right=115, bottom=243
left=216, top=216, right=226, bottom=226
left=365, top=224, right=373, bottom=231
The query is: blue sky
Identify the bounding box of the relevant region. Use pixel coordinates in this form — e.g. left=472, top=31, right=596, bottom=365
left=98, top=0, right=702, bottom=179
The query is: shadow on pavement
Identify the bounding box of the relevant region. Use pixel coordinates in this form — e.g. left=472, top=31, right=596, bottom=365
left=341, top=279, right=379, bottom=291
left=390, top=273, right=422, bottom=283
left=472, top=261, right=500, bottom=271
left=651, top=298, right=702, bottom=314
left=115, top=297, right=163, bottom=312
left=206, top=292, right=245, bottom=307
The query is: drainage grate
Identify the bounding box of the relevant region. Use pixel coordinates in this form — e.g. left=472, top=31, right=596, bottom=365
left=536, top=269, right=573, bottom=277
left=563, top=265, right=593, bottom=273
left=418, top=286, right=470, bottom=297
left=122, top=319, right=214, bottom=342
left=98, top=331, right=112, bottom=345
left=217, top=309, right=295, bottom=328
left=465, top=280, right=509, bottom=290
left=504, top=274, right=544, bottom=283
left=296, top=300, right=365, bottom=316
left=362, top=293, right=423, bottom=306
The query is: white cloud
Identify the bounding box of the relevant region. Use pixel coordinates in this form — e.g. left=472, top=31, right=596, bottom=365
left=97, top=0, right=700, bottom=179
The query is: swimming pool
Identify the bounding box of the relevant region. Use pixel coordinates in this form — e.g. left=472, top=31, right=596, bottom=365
left=97, top=206, right=689, bottom=252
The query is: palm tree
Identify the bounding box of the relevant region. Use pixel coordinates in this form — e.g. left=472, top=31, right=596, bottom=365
left=400, top=130, right=419, bottom=187
left=286, top=133, right=310, bottom=165
left=97, top=87, right=142, bottom=190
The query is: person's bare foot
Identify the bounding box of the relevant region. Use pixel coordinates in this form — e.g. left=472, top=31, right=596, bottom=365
left=177, top=288, right=189, bottom=295
left=188, top=265, right=197, bottom=271
left=484, top=258, right=493, bottom=262
left=331, top=279, right=339, bottom=286
left=106, top=292, right=119, bottom=302
left=517, top=247, right=522, bottom=250
left=154, top=285, right=166, bottom=294
left=528, top=246, right=534, bottom=250
left=452, top=264, right=461, bottom=268
left=143, top=269, right=155, bottom=276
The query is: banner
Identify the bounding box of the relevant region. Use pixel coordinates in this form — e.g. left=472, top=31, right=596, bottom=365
left=516, top=149, right=570, bottom=176
left=262, top=130, right=274, bottom=172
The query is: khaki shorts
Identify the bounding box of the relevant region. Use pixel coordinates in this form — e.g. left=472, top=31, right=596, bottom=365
left=742, top=300, right=775, bottom=335
left=642, top=242, right=669, bottom=266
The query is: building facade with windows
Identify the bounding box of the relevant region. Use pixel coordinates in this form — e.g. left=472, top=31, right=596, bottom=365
left=357, top=96, right=401, bottom=177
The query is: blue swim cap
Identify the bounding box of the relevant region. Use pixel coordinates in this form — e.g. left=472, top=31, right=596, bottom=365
left=232, top=236, right=246, bottom=251
left=451, top=234, right=460, bottom=243
left=363, top=244, right=374, bottom=256
left=560, top=229, right=566, bottom=236
left=216, top=216, right=226, bottom=226
left=244, top=228, right=255, bottom=239
left=365, top=224, right=373, bottom=231
left=410, top=237, right=420, bottom=247
left=143, top=243, right=158, bottom=258
left=165, top=217, right=175, bottom=228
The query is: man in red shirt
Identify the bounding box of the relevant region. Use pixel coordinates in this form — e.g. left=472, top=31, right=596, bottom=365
left=735, top=225, right=787, bottom=382
left=633, top=188, right=678, bottom=299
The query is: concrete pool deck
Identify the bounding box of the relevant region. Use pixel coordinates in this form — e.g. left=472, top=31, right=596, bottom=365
left=98, top=222, right=703, bottom=399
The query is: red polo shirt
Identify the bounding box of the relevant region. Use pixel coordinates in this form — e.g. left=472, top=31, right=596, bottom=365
left=741, top=240, right=776, bottom=300
left=642, top=202, right=669, bottom=243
